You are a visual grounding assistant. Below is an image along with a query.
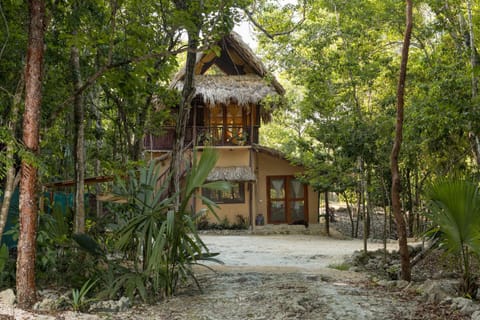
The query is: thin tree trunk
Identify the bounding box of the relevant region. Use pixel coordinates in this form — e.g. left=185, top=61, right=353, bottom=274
left=355, top=189, right=361, bottom=238
left=365, top=168, right=372, bottom=239
left=16, top=0, right=45, bottom=308
left=406, top=169, right=414, bottom=236
left=359, top=158, right=367, bottom=252
left=381, top=176, right=391, bottom=258
left=170, top=32, right=198, bottom=207
left=71, top=45, right=86, bottom=234
left=466, top=0, right=480, bottom=166
left=324, top=191, right=330, bottom=236
left=390, top=0, right=413, bottom=282
left=87, top=90, right=103, bottom=217
left=0, top=77, right=24, bottom=238
left=342, top=192, right=355, bottom=238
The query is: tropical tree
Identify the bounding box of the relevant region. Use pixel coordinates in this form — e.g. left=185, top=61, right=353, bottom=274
left=390, top=0, right=413, bottom=282
left=16, top=0, right=46, bottom=309
left=427, top=178, right=480, bottom=296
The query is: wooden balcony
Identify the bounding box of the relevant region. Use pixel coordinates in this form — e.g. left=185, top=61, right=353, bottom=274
left=144, top=126, right=259, bottom=151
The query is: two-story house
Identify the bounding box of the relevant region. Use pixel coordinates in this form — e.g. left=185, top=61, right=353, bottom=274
left=144, top=32, right=319, bottom=229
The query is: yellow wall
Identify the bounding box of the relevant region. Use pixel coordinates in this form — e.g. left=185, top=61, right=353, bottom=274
left=207, top=147, right=250, bottom=166
left=195, top=147, right=252, bottom=225
left=146, top=147, right=319, bottom=227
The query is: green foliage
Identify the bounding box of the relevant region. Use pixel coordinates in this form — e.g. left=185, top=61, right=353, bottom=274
left=426, top=178, right=480, bottom=295
left=102, top=148, right=227, bottom=301
left=71, top=279, right=98, bottom=312
left=0, top=244, right=15, bottom=288
left=197, top=214, right=249, bottom=230
left=327, top=262, right=351, bottom=271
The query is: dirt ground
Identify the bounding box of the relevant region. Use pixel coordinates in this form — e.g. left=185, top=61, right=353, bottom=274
left=110, top=234, right=430, bottom=320
left=1, top=234, right=461, bottom=319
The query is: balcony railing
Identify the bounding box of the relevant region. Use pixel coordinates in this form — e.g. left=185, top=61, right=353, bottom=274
left=144, top=126, right=259, bottom=150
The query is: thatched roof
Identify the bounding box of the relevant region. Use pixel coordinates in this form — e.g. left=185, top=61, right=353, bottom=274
left=252, top=144, right=288, bottom=160
left=206, top=166, right=256, bottom=182
left=172, top=74, right=278, bottom=106
left=170, top=32, right=284, bottom=107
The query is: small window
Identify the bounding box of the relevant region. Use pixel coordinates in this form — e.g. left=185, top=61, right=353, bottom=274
left=203, top=182, right=245, bottom=204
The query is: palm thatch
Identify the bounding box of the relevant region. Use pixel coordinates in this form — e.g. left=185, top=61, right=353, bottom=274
left=252, top=144, right=288, bottom=160
left=206, top=166, right=256, bottom=182
left=170, top=32, right=284, bottom=108
left=172, top=74, right=278, bottom=106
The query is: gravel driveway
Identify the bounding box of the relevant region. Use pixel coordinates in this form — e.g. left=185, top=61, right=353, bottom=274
left=114, top=234, right=428, bottom=320
left=200, top=234, right=398, bottom=268
left=3, top=234, right=442, bottom=320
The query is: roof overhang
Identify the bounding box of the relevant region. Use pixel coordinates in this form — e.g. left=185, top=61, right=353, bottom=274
left=173, top=74, right=278, bottom=107
left=206, top=166, right=256, bottom=182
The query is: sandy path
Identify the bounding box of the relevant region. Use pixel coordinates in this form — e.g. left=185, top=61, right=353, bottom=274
left=200, top=234, right=398, bottom=268
left=114, top=235, right=421, bottom=320
left=2, top=235, right=427, bottom=320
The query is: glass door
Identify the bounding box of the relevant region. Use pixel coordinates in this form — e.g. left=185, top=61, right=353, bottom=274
left=268, top=177, right=286, bottom=223
left=267, top=176, right=307, bottom=224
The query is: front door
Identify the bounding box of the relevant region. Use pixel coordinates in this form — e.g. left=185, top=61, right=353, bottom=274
left=267, top=176, right=308, bottom=224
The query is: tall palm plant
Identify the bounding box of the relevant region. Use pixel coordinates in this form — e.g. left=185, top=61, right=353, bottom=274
left=427, top=178, right=480, bottom=296
left=111, top=148, right=229, bottom=300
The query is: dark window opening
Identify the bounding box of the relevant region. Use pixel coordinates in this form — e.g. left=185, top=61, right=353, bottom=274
left=203, top=182, right=245, bottom=204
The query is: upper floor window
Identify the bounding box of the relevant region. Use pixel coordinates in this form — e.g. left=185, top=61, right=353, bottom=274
left=205, top=105, right=256, bottom=145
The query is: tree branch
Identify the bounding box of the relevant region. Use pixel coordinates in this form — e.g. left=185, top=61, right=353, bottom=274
left=244, top=0, right=307, bottom=40
left=49, top=42, right=213, bottom=122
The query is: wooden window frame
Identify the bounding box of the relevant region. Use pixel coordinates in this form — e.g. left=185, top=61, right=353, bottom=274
left=266, top=176, right=308, bottom=224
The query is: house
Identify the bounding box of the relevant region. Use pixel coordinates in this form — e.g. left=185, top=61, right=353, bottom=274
left=144, top=32, right=319, bottom=229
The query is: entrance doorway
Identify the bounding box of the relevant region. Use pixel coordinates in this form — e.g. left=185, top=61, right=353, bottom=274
left=267, top=176, right=308, bottom=224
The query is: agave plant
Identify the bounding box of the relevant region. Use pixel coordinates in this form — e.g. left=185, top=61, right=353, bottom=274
left=427, top=178, right=480, bottom=296
left=110, top=148, right=229, bottom=300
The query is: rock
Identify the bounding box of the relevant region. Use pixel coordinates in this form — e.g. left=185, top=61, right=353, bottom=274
left=348, top=266, right=361, bottom=272
left=33, top=298, right=57, bottom=311
left=450, top=297, right=480, bottom=316
left=118, top=296, right=130, bottom=312
left=471, top=310, right=480, bottom=320
left=396, top=280, right=409, bottom=289
left=0, top=289, right=15, bottom=306
left=417, top=279, right=458, bottom=304
left=89, top=296, right=130, bottom=313
left=62, top=311, right=101, bottom=319
left=376, top=280, right=389, bottom=287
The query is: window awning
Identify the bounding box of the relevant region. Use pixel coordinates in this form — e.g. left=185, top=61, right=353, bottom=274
left=206, top=166, right=256, bottom=182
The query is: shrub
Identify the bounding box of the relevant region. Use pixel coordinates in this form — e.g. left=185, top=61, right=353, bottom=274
left=426, top=178, right=480, bottom=296
left=97, top=148, right=229, bottom=301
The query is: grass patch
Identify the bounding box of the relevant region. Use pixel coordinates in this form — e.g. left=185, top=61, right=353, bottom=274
left=328, top=262, right=351, bottom=271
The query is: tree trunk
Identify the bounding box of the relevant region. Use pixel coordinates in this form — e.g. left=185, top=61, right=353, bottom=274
left=359, top=158, right=368, bottom=252
left=390, top=0, right=413, bottom=282
left=466, top=0, right=480, bottom=166
left=342, top=192, right=355, bottom=238
left=406, top=169, right=414, bottom=236
left=355, top=188, right=361, bottom=238
left=0, top=77, right=24, bottom=238
left=71, top=45, right=86, bottom=234
left=324, top=191, right=330, bottom=236
left=16, top=0, right=45, bottom=308
left=170, top=31, right=198, bottom=206
left=381, top=177, right=391, bottom=257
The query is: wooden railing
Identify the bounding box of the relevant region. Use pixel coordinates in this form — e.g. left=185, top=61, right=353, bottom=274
left=144, top=126, right=259, bottom=150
